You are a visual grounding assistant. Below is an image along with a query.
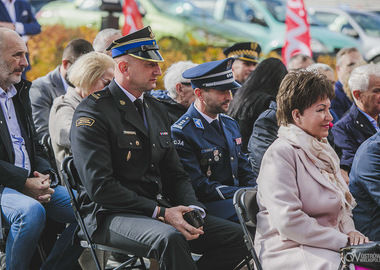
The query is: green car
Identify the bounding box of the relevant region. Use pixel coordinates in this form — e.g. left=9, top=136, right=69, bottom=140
left=36, top=0, right=252, bottom=47
left=191, top=0, right=361, bottom=56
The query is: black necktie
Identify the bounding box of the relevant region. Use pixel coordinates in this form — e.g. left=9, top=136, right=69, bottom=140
left=211, top=119, right=222, bottom=135
left=134, top=99, right=144, bottom=121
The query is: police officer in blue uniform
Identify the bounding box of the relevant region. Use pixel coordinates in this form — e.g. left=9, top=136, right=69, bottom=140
left=71, top=27, right=247, bottom=270
left=171, top=58, right=257, bottom=222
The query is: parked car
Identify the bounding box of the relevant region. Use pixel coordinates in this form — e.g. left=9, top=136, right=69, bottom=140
left=36, top=0, right=252, bottom=47
left=191, top=0, right=360, bottom=57
left=309, top=7, right=380, bottom=63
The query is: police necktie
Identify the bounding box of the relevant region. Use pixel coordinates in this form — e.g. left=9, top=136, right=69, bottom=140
left=211, top=119, right=222, bottom=135
left=134, top=99, right=144, bottom=121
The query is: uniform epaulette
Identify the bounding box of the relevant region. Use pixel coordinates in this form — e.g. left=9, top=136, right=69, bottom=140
left=220, top=113, right=234, bottom=120
left=172, top=116, right=191, bottom=130
left=88, top=89, right=111, bottom=102
left=145, top=94, right=159, bottom=101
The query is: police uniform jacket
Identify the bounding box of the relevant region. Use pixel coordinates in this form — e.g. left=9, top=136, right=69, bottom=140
left=0, top=80, right=53, bottom=193
left=171, top=103, right=257, bottom=203
left=70, top=80, right=204, bottom=238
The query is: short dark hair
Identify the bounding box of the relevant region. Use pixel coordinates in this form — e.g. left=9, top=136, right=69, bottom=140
left=62, top=38, right=94, bottom=63
left=276, top=70, right=335, bottom=126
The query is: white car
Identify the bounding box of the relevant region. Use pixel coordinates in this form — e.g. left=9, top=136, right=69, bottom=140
left=309, top=7, right=380, bottom=63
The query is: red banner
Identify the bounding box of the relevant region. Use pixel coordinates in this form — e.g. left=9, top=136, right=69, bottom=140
left=122, top=0, right=144, bottom=35
left=282, top=0, right=312, bottom=66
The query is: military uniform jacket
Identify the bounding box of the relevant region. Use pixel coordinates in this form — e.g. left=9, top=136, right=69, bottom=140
left=171, top=104, right=257, bottom=203
left=70, top=80, right=203, bottom=237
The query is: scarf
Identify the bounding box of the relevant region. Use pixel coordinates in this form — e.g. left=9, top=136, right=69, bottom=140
left=278, top=124, right=356, bottom=212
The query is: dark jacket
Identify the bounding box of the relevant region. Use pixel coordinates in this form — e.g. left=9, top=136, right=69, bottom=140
left=332, top=103, right=377, bottom=172
left=247, top=101, right=278, bottom=175
left=148, top=90, right=187, bottom=124
left=0, top=80, right=52, bottom=193
left=350, top=131, right=380, bottom=241
left=70, top=80, right=203, bottom=237
left=171, top=103, right=257, bottom=203
left=331, top=80, right=353, bottom=120
left=230, top=93, right=275, bottom=153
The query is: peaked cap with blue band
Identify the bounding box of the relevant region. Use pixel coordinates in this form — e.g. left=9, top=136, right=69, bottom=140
left=182, top=58, right=241, bottom=91
left=106, top=26, right=164, bottom=62
left=223, top=42, right=261, bottom=63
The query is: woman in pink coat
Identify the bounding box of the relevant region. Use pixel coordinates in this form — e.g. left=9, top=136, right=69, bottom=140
left=254, top=70, right=369, bottom=270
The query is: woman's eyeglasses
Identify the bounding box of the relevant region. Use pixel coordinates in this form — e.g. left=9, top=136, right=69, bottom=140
left=100, top=77, right=111, bottom=87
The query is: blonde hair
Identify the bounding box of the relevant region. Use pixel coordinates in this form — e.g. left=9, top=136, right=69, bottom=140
left=68, top=51, right=114, bottom=95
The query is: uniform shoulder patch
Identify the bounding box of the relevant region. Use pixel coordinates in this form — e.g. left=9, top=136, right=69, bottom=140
left=172, top=116, right=191, bottom=130
left=76, top=117, right=95, bottom=127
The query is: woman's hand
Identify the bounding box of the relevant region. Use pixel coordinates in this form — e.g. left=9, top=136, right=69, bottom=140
left=347, top=231, right=369, bottom=245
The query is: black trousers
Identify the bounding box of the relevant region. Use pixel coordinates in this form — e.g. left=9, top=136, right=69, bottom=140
left=93, top=213, right=247, bottom=270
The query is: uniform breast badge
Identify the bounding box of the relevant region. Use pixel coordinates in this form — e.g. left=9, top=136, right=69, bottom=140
left=206, top=166, right=212, bottom=178
left=126, top=151, right=132, bottom=161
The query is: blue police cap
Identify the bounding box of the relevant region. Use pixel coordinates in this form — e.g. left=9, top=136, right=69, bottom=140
left=106, top=26, right=164, bottom=62
left=182, top=58, right=241, bottom=91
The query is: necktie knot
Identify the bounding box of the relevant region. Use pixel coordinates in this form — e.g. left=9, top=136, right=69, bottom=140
left=134, top=99, right=144, bottom=120
left=211, top=119, right=222, bottom=135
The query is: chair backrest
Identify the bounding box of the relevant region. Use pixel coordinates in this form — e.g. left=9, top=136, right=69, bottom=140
left=60, top=156, right=93, bottom=245
left=41, top=133, right=60, bottom=180
left=233, top=187, right=262, bottom=270
left=234, top=187, right=259, bottom=227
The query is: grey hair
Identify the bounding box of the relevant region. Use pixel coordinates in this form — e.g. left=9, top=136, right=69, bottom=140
left=93, top=28, right=122, bottom=52
left=163, top=61, right=197, bottom=99
left=306, top=63, right=333, bottom=73
left=348, top=63, right=380, bottom=100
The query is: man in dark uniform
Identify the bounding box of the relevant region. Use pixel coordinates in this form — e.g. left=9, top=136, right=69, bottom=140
left=223, top=42, right=261, bottom=94
left=70, top=26, right=247, bottom=270
left=171, top=58, right=257, bottom=222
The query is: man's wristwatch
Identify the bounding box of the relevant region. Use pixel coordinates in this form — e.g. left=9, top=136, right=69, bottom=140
left=157, top=206, right=166, bottom=223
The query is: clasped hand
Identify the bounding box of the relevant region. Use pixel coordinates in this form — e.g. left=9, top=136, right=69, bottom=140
left=347, top=231, right=369, bottom=246
left=165, top=206, right=204, bottom=241
left=24, top=171, right=55, bottom=203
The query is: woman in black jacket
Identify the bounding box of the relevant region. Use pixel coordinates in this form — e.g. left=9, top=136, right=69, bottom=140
left=228, top=58, right=287, bottom=153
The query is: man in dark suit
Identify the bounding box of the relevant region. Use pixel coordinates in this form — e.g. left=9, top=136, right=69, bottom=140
left=71, top=26, right=247, bottom=270
left=29, top=38, right=93, bottom=140
left=0, top=0, right=41, bottom=78
left=171, top=58, right=257, bottom=222
left=332, top=63, right=380, bottom=184
left=0, top=28, right=82, bottom=270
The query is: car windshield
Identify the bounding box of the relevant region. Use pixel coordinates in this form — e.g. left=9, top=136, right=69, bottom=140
left=150, top=0, right=211, bottom=17
left=349, top=11, right=380, bottom=38
left=259, top=0, right=286, bottom=22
